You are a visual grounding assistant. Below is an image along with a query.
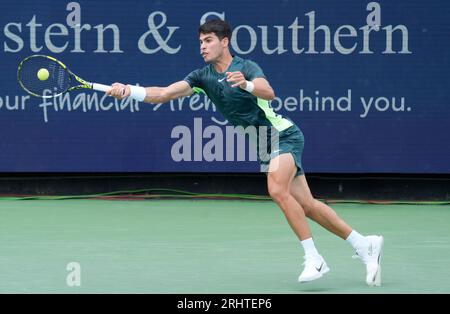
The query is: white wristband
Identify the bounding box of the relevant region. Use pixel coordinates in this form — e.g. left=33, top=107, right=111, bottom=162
left=244, top=80, right=254, bottom=93
left=128, top=85, right=147, bottom=101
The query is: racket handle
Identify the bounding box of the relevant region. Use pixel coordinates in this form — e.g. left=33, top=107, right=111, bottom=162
left=91, top=83, right=110, bottom=92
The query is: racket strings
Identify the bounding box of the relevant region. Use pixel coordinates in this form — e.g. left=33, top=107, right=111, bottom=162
left=18, top=56, right=71, bottom=97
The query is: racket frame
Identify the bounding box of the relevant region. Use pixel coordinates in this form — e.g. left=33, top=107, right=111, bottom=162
left=17, top=54, right=109, bottom=98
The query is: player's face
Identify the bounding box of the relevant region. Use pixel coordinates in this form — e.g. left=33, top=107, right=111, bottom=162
left=199, top=33, right=227, bottom=63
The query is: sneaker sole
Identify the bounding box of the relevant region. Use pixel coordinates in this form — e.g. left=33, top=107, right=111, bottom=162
left=298, top=265, right=330, bottom=283
left=367, top=236, right=384, bottom=287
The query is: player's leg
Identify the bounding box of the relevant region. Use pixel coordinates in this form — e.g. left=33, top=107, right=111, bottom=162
left=267, top=153, right=329, bottom=282
left=290, top=174, right=352, bottom=239
left=290, top=174, right=384, bottom=286
left=267, top=154, right=311, bottom=241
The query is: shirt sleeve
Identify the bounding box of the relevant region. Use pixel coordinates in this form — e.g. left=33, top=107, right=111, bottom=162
left=244, top=60, right=267, bottom=81
left=183, top=69, right=202, bottom=88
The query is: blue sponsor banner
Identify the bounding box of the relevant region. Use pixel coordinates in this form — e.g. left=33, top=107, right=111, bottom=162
left=0, top=0, right=448, bottom=173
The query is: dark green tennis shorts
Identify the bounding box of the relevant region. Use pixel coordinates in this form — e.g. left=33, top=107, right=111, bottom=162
left=259, top=124, right=305, bottom=177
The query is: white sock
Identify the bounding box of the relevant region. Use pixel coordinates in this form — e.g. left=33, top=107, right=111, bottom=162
left=346, top=230, right=369, bottom=250
left=301, top=238, right=319, bottom=256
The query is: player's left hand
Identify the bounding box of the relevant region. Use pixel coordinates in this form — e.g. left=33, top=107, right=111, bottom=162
left=226, top=71, right=248, bottom=89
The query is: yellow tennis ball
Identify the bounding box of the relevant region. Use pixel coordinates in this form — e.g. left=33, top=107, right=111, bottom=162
left=37, top=68, right=49, bottom=81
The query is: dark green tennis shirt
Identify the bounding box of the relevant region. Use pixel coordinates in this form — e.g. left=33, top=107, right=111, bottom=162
left=183, top=56, right=293, bottom=131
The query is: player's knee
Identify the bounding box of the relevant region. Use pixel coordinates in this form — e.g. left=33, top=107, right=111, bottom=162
left=268, top=183, right=290, bottom=206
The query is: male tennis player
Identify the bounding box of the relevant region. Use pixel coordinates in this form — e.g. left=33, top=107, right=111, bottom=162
left=107, top=19, right=384, bottom=286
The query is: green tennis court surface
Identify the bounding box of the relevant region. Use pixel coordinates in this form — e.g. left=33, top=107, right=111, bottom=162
left=0, top=199, right=449, bottom=293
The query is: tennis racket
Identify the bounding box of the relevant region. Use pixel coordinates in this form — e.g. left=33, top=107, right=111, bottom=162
left=17, top=54, right=111, bottom=98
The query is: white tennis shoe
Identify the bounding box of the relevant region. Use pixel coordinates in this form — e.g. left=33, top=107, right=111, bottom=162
left=298, top=254, right=330, bottom=283
left=353, top=235, right=384, bottom=286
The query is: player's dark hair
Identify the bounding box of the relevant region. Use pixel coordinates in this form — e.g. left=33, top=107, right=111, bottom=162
left=199, top=19, right=232, bottom=42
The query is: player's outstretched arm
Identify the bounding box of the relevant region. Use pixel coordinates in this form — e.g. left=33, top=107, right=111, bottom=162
left=107, top=81, right=194, bottom=104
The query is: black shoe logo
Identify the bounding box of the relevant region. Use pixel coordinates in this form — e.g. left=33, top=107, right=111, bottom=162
left=315, top=262, right=323, bottom=272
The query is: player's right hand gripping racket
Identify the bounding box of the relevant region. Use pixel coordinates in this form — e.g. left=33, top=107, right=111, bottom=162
left=17, top=54, right=111, bottom=98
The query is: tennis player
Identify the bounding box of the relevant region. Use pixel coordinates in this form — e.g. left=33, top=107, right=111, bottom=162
left=107, top=19, right=384, bottom=286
